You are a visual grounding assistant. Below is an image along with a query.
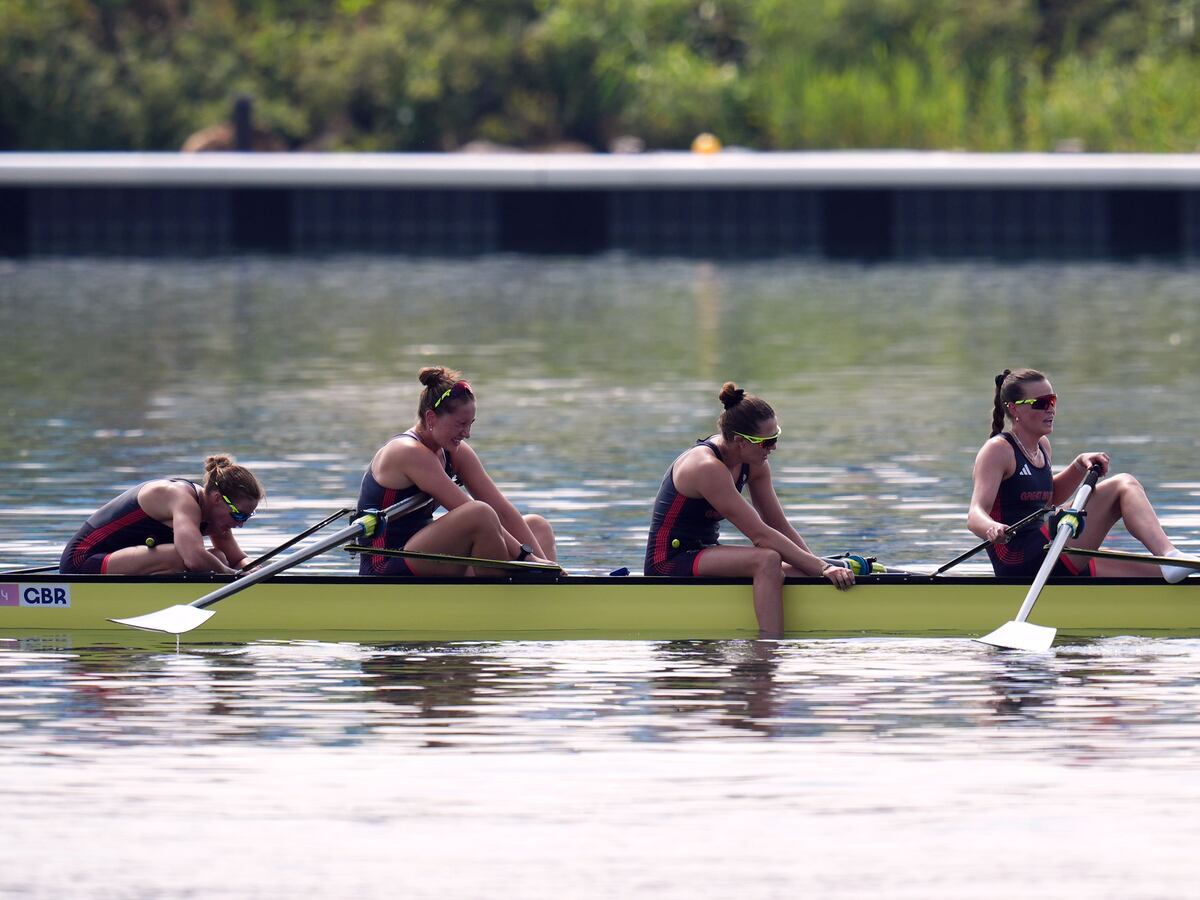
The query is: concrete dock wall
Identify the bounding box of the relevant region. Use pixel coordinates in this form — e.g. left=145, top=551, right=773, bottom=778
left=2, top=152, right=1197, bottom=258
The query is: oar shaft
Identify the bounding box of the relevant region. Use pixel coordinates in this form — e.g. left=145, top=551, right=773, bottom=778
left=0, top=563, right=60, bottom=575
left=241, top=508, right=351, bottom=572
left=934, top=506, right=1049, bottom=576
left=346, top=544, right=562, bottom=573
left=1013, top=467, right=1101, bottom=624
left=192, top=520, right=365, bottom=610
left=188, top=494, right=428, bottom=611
left=1053, top=545, right=1200, bottom=571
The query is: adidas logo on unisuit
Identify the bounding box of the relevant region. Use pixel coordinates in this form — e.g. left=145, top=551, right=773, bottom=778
left=1018, top=463, right=1032, bottom=476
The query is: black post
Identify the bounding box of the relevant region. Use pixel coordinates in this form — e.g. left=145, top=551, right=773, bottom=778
left=233, top=96, right=253, bottom=152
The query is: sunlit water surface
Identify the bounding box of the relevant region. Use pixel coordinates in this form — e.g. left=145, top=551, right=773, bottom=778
left=3, top=257, right=1200, bottom=896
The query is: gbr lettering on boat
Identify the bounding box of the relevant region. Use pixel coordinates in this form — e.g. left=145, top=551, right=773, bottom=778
left=0, top=584, right=71, bottom=607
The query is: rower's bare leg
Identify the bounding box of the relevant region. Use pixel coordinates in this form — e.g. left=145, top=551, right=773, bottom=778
left=524, top=513, right=556, bottom=561
left=695, top=545, right=784, bottom=639
left=103, top=544, right=188, bottom=575
left=404, top=500, right=509, bottom=577
left=1064, top=474, right=1178, bottom=576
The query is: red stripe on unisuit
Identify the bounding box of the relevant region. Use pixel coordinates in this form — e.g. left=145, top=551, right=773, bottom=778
left=72, top=508, right=149, bottom=568
left=993, top=541, right=1024, bottom=565
left=653, top=492, right=688, bottom=566
left=370, top=488, right=399, bottom=574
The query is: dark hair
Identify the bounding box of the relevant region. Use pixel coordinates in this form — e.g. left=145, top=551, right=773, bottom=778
left=417, top=365, right=474, bottom=418
left=717, top=381, right=775, bottom=439
left=991, top=368, right=1047, bottom=436
left=203, top=454, right=264, bottom=502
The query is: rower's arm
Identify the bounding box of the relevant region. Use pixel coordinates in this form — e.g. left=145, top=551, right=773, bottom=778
left=452, top=443, right=545, bottom=557
left=968, top=439, right=1014, bottom=542
left=209, top=527, right=249, bottom=570
left=374, top=440, right=471, bottom=513
left=1051, top=450, right=1110, bottom=504
left=148, top=483, right=236, bottom=574
left=682, top=456, right=828, bottom=577
left=747, top=462, right=814, bottom=554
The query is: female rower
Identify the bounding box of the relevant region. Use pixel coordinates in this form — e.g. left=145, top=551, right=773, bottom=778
left=643, top=382, right=855, bottom=638
left=356, top=366, right=557, bottom=576
left=968, top=368, right=1193, bottom=581
left=60, top=454, right=263, bottom=575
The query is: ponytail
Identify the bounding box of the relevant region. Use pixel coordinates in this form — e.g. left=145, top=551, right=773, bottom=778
left=990, top=370, right=1011, bottom=437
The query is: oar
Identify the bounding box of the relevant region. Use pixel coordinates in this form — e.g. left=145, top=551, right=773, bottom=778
left=110, top=495, right=430, bottom=636
left=1045, top=545, right=1200, bottom=574
left=931, top=506, right=1051, bottom=576
left=345, top=544, right=562, bottom=573
left=240, top=508, right=352, bottom=572
left=976, top=465, right=1103, bottom=652
left=0, top=563, right=60, bottom=575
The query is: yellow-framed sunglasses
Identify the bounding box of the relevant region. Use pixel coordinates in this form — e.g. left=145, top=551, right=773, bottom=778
left=732, top=427, right=782, bottom=448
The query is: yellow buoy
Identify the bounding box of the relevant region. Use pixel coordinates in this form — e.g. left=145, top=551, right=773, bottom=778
left=691, top=133, right=722, bottom=154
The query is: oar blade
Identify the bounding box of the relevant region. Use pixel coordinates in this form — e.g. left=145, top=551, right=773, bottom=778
left=110, top=604, right=216, bottom=635
left=975, top=620, right=1057, bottom=652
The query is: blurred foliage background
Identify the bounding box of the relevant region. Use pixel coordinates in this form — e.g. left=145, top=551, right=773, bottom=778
left=3, top=0, right=1200, bottom=152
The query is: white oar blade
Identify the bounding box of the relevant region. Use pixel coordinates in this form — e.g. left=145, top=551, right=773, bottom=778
left=975, top=620, right=1057, bottom=652
left=110, top=604, right=215, bottom=635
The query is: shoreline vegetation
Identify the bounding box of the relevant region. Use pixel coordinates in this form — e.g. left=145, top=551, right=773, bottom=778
left=3, top=0, right=1200, bottom=153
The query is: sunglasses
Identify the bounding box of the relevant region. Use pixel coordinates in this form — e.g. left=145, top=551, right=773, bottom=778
left=733, top=427, right=782, bottom=449
left=1012, top=393, right=1057, bottom=411
left=433, top=380, right=473, bottom=410
left=222, top=494, right=253, bottom=524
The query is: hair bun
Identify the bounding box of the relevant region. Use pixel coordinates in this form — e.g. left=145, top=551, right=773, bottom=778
left=994, top=369, right=1011, bottom=388
left=203, top=454, right=234, bottom=474
left=418, top=366, right=447, bottom=387
left=718, top=381, right=745, bottom=410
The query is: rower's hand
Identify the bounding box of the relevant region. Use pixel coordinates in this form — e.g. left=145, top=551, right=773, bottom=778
left=984, top=521, right=1011, bottom=545
left=821, top=563, right=855, bottom=590
left=1073, top=452, right=1109, bottom=477
left=528, top=554, right=566, bottom=574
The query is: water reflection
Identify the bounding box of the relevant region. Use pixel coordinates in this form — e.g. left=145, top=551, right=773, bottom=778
left=4, top=638, right=1200, bottom=762
left=979, top=653, right=1060, bottom=719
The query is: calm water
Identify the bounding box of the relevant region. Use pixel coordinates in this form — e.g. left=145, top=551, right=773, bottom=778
left=3, top=257, right=1200, bottom=896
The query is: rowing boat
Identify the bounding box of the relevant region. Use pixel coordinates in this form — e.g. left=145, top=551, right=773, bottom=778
left=2, top=573, right=1197, bottom=641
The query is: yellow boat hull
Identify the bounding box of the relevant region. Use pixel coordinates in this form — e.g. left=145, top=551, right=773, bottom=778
left=2, top=573, right=1199, bottom=642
